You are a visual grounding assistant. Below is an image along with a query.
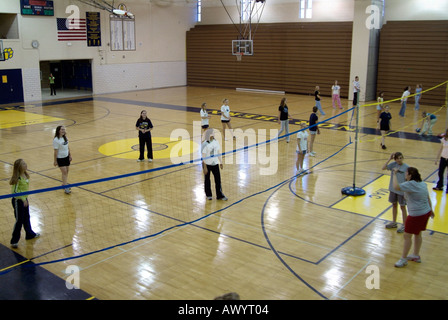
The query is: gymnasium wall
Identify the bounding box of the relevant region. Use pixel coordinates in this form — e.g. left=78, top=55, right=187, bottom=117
left=376, top=20, right=448, bottom=107
left=186, top=22, right=353, bottom=98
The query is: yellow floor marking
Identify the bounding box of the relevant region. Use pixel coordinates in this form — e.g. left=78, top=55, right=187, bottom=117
left=0, top=110, right=65, bottom=129
left=332, top=175, right=448, bottom=234
left=98, top=137, right=199, bottom=161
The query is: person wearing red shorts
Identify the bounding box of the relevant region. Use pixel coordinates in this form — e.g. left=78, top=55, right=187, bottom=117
left=392, top=167, right=434, bottom=268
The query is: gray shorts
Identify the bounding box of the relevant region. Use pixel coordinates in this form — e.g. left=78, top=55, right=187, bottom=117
left=389, top=191, right=406, bottom=206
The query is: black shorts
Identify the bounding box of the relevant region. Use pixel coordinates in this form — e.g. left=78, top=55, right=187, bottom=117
left=221, top=120, right=230, bottom=123
left=57, top=156, right=70, bottom=167
left=202, top=124, right=209, bottom=129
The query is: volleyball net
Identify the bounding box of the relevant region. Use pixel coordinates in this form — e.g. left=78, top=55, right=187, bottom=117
left=0, top=80, right=446, bottom=273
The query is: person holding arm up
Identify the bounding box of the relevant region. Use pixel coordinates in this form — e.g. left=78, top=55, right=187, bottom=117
left=392, top=167, right=434, bottom=268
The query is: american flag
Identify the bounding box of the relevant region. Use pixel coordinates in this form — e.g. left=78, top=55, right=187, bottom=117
left=57, top=18, right=86, bottom=41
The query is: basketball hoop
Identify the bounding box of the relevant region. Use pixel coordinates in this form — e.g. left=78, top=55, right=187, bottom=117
left=236, top=52, right=243, bottom=62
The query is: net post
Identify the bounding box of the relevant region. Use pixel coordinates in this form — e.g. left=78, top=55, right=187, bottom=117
left=341, top=102, right=365, bottom=196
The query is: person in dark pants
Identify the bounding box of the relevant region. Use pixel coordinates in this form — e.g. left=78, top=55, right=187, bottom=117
left=202, top=128, right=227, bottom=201
left=136, top=110, right=154, bottom=162
left=9, top=159, right=39, bottom=248
left=49, top=73, right=56, bottom=96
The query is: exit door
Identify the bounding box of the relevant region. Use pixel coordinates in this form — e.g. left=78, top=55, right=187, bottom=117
left=0, top=69, right=24, bottom=104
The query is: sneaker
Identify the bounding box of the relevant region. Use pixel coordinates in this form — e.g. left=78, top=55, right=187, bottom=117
left=394, top=258, right=408, bottom=268
left=382, top=144, right=386, bottom=149
left=218, top=196, right=228, bottom=201
left=26, top=233, right=40, bottom=240
left=137, top=159, right=144, bottom=162
left=385, top=222, right=397, bottom=229
left=406, top=254, right=421, bottom=263
left=148, top=159, right=153, bottom=162
left=206, top=196, right=213, bottom=200
left=309, top=152, right=316, bottom=157
left=11, top=243, right=18, bottom=248
left=64, top=188, right=71, bottom=194
left=432, top=187, right=443, bottom=191
left=397, top=225, right=405, bottom=233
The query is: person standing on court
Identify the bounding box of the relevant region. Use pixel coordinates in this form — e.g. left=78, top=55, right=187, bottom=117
left=53, top=125, right=72, bottom=194
left=136, top=110, right=154, bottom=162
left=353, top=76, right=360, bottom=106
left=382, top=152, right=409, bottom=233
left=200, top=102, right=211, bottom=135
left=433, top=128, right=448, bottom=192
left=376, top=91, right=384, bottom=119
left=9, top=159, right=40, bottom=248
left=49, top=73, right=56, bottom=96
left=296, top=122, right=309, bottom=174
left=202, top=128, right=227, bottom=201
left=331, top=80, right=343, bottom=110
left=377, top=105, right=392, bottom=149
left=392, top=167, right=434, bottom=268
left=414, top=84, right=422, bottom=110
left=399, top=86, right=411, bottom=117
left=221, top=98, right=235, bottom=141
left=308, top=106, right=320, bottom=157
left=314, top=86, right=325, bottom=116
left=277, top=97, right=291, bottom=143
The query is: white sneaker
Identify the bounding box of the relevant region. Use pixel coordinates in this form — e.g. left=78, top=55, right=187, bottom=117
left=148, top=159, right=153, bottom=162
left=309, top=152, right=316, bottom=157
left=394, top=258, right=408, bottom=268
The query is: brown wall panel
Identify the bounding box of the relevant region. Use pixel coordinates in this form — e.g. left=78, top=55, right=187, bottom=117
left=377, top=20, right=448, bottom=106
left=186, top=22, right=353, bottom=98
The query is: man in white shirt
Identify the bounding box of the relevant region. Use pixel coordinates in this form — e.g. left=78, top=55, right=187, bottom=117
left=353, top=76, right=360, bottom=106
left=202, top=128, right=227, bottom=201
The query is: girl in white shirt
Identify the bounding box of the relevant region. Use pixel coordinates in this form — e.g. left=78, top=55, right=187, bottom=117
left=221, top=98, right=235, bottom=140
left=296, top=122, right=309, bottom=174
left=433, top=128, right=448, bottom=192
left=53, top=125, right=72, bottom=194
left=399, top=86, right=411, bottom=117
left=331, top=80, right=342, bottom=109
left=200, top=102, right=211, bottom=135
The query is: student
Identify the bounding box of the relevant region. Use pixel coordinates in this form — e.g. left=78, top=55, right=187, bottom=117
left=200, top=102, right=211, bottom=135
left=314, top=86, right=325, bottom=116
left=377, top=105, right=392, bottom=149
left=382, top=152, right=409, bottom=233
left=202, top=128, right=227, bottom=201
left=392, top=167, right=434, bottom=268
left=277, top=97, right=291, bottom=143
left=53, top=125, right=72, bottom=194
left=221, top=98, right=235, bottom=140
left=418, top=111, right=437, bottom=136
left=353, top=76, right=360, bottom=106
left=414, top=84, right=422, bottom=110
left=9, top=159, right=39, bottom=248
left=49, top=73, right=56, bottom=96
left=308, top=106, right=320, bottom=157
left=296, top=122, right=309, bottom=174
left=331, top=80, right=342, bottom=109
left=433, top=128, right=448, bottom=192
left=399, top=86, right=411, bottom=117
left=136, top=110, right=154, bottom=162
left=376, top=91, right=384, bottom=119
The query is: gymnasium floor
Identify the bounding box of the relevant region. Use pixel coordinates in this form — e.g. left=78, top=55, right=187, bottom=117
left=0, top=86, right=447, bottom=300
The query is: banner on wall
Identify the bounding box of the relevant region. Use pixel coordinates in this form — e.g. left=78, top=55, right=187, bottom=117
left=57, top=18, right=87, bottom=41
left=86, top=12, right=102, bottom=47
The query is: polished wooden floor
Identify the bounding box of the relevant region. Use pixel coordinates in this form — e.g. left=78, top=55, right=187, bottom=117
left=0, top=86, right=447, bottom=300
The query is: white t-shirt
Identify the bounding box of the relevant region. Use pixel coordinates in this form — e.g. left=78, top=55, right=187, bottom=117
left=353, top=81, right=360, bottom=93
left=296, top=130, right=309, bottom=152
left=202, top=139, right=220, bottom=166
left=401, top=90, right=410, bottom=102
left=440, top=138, right=448, bottom=159
left=331, top=85, right=340, bottom=95
left=53, top=137, right=69, bottom=158
left=200, top=109, right=209, bottom=126
left=221, top=105, right=230, bottom=121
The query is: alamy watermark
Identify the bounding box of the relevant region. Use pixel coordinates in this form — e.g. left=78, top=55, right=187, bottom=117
left=170, top=121, right=280, bottom=176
